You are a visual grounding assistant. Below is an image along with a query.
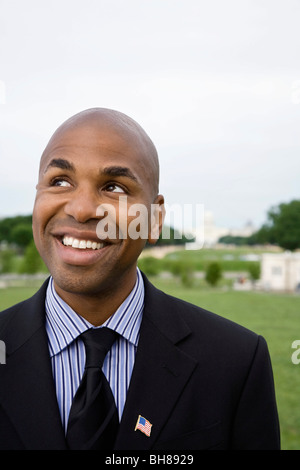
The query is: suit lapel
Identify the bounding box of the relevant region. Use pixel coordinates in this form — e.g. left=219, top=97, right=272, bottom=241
left=0, top=281, right=67, bottom=449
left=114, top=276, right=198, bottom=450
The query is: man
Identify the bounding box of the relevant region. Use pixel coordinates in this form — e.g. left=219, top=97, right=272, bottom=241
left=0, top=108, right=280, bottom=450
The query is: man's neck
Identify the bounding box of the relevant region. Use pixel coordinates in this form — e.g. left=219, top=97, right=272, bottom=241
left=53, top=270, right=138, bottom=326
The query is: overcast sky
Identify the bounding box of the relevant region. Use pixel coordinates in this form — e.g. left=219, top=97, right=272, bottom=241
left=0, top=0, right=299, bottom=231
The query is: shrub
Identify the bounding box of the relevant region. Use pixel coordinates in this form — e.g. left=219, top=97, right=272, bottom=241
left=138, top=256, right=161, bottom=276
left=170, top=260, right=195, bottom=287
left=205, top=262, right=222, bottom=287
left=0, top=249, right=15, bottom=273
left=10, top=224, right=33, bottom=248
left=18, top=241, right=46, bottom=274
left=248, top=262, right=261, bottom=283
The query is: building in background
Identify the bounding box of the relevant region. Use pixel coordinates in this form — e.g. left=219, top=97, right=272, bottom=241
left=261, top=252, right=300, bottom=292
left=188, top=211, right=256, bottom=248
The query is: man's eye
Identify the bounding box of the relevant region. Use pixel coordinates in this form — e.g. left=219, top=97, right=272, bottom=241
left=51, top=178, right=71, bottom=187
left=105, top=184, right=125, bottom=193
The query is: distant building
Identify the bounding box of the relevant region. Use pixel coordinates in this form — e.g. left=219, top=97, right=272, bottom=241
left=229, top=220, right=256, bottom=238
left=188, top=211, right=256, bottom=248
left=261, top=252, right=300, bottom=292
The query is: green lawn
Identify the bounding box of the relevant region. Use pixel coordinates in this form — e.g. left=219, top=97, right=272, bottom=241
left=1, top=278, right=299, bottom=450
left=140, top=245, right=275, bottom=273
left=0, top=286, right=42, bottom=310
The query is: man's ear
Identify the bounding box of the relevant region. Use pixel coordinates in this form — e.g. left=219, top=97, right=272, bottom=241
left=148, top=195, right=165, bottom=245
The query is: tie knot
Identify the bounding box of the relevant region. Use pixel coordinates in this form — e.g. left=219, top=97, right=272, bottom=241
left=81, top=327, right=117, bottom=369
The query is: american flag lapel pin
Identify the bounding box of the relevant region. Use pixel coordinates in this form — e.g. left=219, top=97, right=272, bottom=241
left=135, top=414, right=152, bottom=437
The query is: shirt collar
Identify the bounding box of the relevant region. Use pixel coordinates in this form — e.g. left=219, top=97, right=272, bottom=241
left=45, top=269, right=144, bottom=357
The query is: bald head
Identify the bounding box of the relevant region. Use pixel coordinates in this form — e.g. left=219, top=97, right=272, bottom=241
left=40, top=107, right=160, bottom=197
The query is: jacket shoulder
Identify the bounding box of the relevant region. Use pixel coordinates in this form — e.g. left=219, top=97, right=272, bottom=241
left=0, top=279, right=49, bottom=336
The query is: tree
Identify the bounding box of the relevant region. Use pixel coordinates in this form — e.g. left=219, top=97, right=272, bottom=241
left=0, top=249, right=15, bottom=273
left=10, top=224, right=33, bottom=248
left=248, top=263, right=261, bottom=286
left=218, top=235, right=249, bottom=246
left=138, top=256, right=161, bottom=276
left=0, top=215, right=32, bottom=248
left=170, top=260, right=195, bottom=287
left=18, top=241, right=46, bottom=274
left=255, top=200, right=300, bottom=251
left=205, top=262, right=222, bottom=287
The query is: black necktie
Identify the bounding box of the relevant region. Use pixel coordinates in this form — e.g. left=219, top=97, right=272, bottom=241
left=66, top=327, right=119, bottom=450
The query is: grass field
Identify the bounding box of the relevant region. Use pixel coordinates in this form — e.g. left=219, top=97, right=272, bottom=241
left=0, top=276, right=299, bottom=450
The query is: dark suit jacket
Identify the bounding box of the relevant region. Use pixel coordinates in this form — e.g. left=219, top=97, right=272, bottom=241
left=0, top=274, right=280, bottom=450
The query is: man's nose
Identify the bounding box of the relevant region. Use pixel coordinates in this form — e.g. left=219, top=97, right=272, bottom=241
left=64, top=186, right=100, bottom=223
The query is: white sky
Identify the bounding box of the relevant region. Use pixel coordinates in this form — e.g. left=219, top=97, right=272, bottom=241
left=0, top=0, right=299, bottom=231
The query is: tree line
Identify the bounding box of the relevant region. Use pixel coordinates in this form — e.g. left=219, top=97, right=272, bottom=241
left=0, top=215, right=33, bottom=248
left=0, top=215, right=45, bottom=274
left=219, top=199, right=300, bottom=252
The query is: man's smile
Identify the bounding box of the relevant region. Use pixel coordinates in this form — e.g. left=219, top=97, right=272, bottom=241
left=52, top=232, right=113, bottom=266
left=62, top=236, right=105, bottom=250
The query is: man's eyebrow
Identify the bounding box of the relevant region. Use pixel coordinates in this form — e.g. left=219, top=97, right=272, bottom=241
left=102, top=166, right=139, bottom=183
left=44, top=158, right=75, bottom=174
left=43, top=160, right=140, bottom=184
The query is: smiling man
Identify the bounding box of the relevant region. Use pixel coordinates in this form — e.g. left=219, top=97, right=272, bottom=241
left=0, top=108, right=280, bottom=450
left=32, top=108, right=163, bottom=325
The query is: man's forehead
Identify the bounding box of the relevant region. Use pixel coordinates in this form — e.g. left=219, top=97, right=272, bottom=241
left=45, top=123, right=136, bottom=152
left=41, top=114, right=148, bottom=162
left=39, top=137, right=146, bottom=177
left=39, top=107, right=160, bottom=194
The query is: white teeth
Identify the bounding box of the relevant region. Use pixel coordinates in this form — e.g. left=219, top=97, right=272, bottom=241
left=62, top=236, right=104, bottom=250
left=72, top=239, right=79, bottom=248
left=64, top=236, right=72, bottom=246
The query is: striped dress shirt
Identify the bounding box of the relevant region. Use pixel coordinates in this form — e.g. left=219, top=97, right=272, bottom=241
left=45, top=269, right=144, bottom=432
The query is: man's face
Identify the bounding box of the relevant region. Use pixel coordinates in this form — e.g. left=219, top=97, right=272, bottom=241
left=32, top=118, right=163, bottom=297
